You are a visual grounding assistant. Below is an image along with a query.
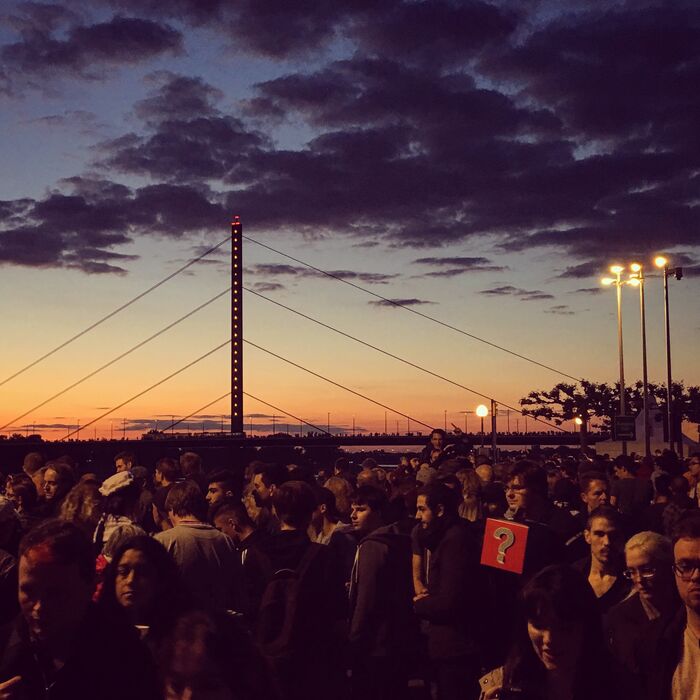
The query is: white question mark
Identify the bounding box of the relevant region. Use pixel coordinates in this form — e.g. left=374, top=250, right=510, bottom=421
left=493, top=526, right=515, bottom=564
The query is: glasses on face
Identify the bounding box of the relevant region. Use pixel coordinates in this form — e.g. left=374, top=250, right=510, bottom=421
left=623, top=567, right=657, bottom=581
left=673, top=561, right=700, bottom=581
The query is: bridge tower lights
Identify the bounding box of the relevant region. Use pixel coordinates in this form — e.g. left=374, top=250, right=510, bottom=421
left=231, top=217, right=244, bottom=435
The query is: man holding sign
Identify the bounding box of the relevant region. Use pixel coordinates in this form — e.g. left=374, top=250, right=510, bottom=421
left=413, top=483, right=486, bottom=700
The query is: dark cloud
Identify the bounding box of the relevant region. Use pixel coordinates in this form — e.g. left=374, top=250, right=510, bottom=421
left=545, top=304, right=575, bottom=315
left=413, top=256, right=507, bottom=277
left=28, top=109, right=104, bottom=135
left=572, top=287, right=603, bottom=295
left=0, top=177, right=226, bottom=273
left=368, top=298, right=435, bottom=308
left=245, top=263, right=397, bottom=285
left=1, top=12, right=182, bottom=92
left=250, top=281, right=285, bottom=293
left=479, top=285, right=554, bottom=301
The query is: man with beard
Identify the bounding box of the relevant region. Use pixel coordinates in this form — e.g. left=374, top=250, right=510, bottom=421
left=348, top=486, right=415, bottom=700
left=413, top=483, right=486, bottom=700
left=250, top=462, right=289, bottom=533
left=646, top=513, right=700, bottom=699
left=573, top=505, right=631, bottom=615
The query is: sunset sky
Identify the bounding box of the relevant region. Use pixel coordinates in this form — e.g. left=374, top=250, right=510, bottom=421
left=0, top=0, right=698, bottom=439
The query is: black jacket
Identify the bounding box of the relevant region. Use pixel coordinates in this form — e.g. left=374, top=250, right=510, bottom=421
left=413, top=518, right=486, bottom=659
left=0, top=605, right=159, bottom=700
left=348, top=523, right=416, bottom=658
left=642, top=607, right=688, bottom=700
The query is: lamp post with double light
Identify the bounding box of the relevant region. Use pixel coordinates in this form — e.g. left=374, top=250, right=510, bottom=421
left=655, top=256, right=684, bottom=455
left=628, top=263, right=651, bottom=459
left=601, top=265, right=628, bottom=455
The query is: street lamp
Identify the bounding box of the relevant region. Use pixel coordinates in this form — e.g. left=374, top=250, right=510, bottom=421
left=629, top=263, right=651, bottom=458
left=655, top=255, right=683, bottom=455
left=601, top=264, right=628, bottom=455
left=476, top=404, right=488, bottom=448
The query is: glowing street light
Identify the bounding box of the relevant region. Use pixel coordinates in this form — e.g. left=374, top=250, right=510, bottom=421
left=601, top=264, right=628, bottom=455
left=629, top=263, right=651, bottom=458
left=476, top=404, right=488, bottom=447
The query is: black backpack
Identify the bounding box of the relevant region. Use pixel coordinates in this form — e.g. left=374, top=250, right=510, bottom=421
left=255, top=542, right=324, bottom=661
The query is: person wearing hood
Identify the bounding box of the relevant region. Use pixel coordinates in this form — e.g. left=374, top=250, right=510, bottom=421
left=413, top=482, right=487, bottom=700
left=348, top=485, right=416, bottom=700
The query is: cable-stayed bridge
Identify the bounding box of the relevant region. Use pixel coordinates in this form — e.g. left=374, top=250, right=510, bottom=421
left=0, top=217, right=596, bottom=448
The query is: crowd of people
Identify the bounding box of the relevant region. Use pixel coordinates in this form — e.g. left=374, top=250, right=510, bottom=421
left=0, top=434, right=698, bottom=700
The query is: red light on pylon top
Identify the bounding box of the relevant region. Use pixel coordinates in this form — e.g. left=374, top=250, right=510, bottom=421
left=231, top=215, right=241, bottom=224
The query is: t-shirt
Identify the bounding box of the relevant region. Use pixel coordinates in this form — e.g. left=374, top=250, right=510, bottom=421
left=155, top=522, right=244, bottom=612
left=672, top=625, right=700, bottom=700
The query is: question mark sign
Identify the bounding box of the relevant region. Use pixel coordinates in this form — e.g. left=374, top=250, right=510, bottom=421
left=493, top=526, right=515, bottom=564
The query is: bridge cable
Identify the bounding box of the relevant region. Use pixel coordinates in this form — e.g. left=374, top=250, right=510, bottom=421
left=0, top=288, right=231, bottom=433
left=245, top=286, right=565, bottom=432
left=60, top=336, right=429, bottom=441
left=159, top=391, right=331, bottom=437
left=61, top=340, right=231, bottom=440
left=244, top=339, right=434, bottom=430
left=0, top=235, right=231, bottom=388
left=243, top=234, right=582, bottom=383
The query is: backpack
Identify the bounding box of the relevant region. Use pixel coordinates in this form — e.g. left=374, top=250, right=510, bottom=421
left=255, top=542, right=325, bottom=661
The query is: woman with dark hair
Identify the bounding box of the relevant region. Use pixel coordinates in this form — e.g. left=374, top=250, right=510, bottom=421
left=99, top=535, right=191, bottom=652
left=480, top=565, right=617, bottom=700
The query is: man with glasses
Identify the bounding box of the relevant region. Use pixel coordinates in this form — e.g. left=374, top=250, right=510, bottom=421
left=646, top=513, right=700, bottom=700
left=606, top=531, right=679, bottom=695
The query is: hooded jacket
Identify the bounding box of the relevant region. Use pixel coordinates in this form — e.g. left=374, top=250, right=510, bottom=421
left=348, top=523, right=416, bottom=658
left=413, top=517, right=486, bottom=659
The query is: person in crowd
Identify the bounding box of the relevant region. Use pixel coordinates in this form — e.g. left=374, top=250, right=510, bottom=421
left=456, top=469, right=482, bottom=522
left=683, top=453, right=700, bottom=507
left=179, top=451, right=207, bottom=494
left=573, top=505, right=630, bottom=615
left=610, top=455, right=653, bottom=519
left=22, top=452, right=46, bottom=486
left=211, top=499, right=268, bottom=622
left=93, top=471, right=145, bottom=553
left=324, top=475, right=354, bottom=522
left=578, top=471, right=610, bottom=517
left=481, top=483, right=508, bottom=520
left=99, top=535, right=191, bottom=653
left=5, top=473, right=40, bottom=534
left=348, top=485, right=415, bottom=700
left=419, top=429, right=448, bottom=467
left=114, top=450, right=136, bottom=474
left=413, top=483, right=486, bottom=700
left=152, top=457, right=182, bottom=531
left=59, top=482, right=103, bottom=540
left=479, top=565, right=617, bottom=700
left=253, top=480, right=345, bottom=700
left=250, top=462, right=288, bottom=533
left=38, top=461, right=76, bottom=517
left=206, top=469, right=238, bottom=510
left=605, top=531, right=679, bottom=695
left=663, top=476, right=695, bottom=536
left=642, top=473, right=673, bottom=534
left=155, top=481, right=245, bottom=614
left=129, top=466, right=155, bottom=533
left=645, top=513, right=700, bottom=699
left=475, top=462, right=494, bottom=487
left=311, top=486, right=344, bottom=544
left=0, top=519, right=159, bottom=699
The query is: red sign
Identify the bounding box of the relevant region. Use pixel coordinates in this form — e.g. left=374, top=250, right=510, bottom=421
left=480, top=518, right=529, bottom=574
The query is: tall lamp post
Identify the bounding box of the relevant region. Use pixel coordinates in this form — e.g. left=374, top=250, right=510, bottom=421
left=655, top=256, right=683, bottom=456
left=629, top=263, right=651, bottom=459
left=476, top=404, right=488, bottom=449
left=602, top=264, right=628, bottom=455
